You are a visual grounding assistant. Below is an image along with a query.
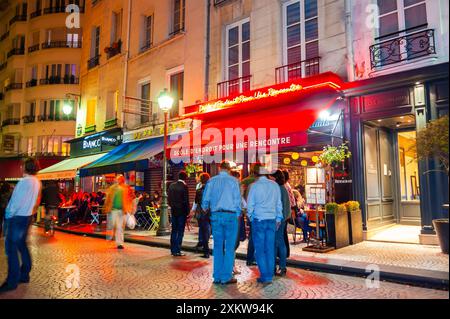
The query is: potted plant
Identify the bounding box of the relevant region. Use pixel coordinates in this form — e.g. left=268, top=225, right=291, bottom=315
left=417, top=115, right=449, bottom=254
left=325, top=202, right=350, bottom=249
left=346, top=201, right=363, bottom=245
left=319, top=142, right=352, bottom=169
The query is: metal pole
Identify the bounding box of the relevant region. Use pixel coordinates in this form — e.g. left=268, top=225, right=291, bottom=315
left=157, top=111, right=170, bottom=236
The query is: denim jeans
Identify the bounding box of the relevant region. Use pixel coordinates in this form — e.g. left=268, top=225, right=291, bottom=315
left=275, top=221, right=287, bottom=270
left=246, top=223, right=255, bottom=263
left=252, top=219, right=276, bottom=283
left=198, top=215, right=211, bottom=254
left=107, top=210, right=124, bottom=246
left=4, top=216, right=32, bottom=288
left=170, top=215, right=186, bottom=254
left=210, top=212, right=238, bottom=283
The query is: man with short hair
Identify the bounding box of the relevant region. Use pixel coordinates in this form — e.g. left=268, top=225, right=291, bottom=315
left=168, top=171, right=190, bottom=257
left=247, top=165, right=283, bottom=284
left=1, top=158, right=42, bottom=293
left=202, top=161, right=242, bottom=285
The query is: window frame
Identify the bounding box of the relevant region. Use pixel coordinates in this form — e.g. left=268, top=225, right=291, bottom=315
left=224, top=17, right=251, bottom=82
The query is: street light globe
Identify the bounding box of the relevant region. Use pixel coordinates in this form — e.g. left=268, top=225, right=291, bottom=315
left=158, top=89, right=174, bottom=112
left=63, top=103, right=73, bottom=115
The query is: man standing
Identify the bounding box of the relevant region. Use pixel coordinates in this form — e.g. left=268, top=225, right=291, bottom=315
left=1, top=158, right=41, bottom=293
left=104, top=175, right=132, bottom=250
left=247, top=165, right=283, bottom=284
left=41, top=181, right=62, bottom=234
left=168, top=171, right=190, bottom=257
left=202, top=161, right=242, bottom=285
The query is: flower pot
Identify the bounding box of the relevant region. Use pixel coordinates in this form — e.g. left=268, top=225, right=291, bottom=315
left=326, top=212, right=350, bottom=249
left=433, top=219, right=449, bottom=254
left=348, top=209, right=363, bottom=245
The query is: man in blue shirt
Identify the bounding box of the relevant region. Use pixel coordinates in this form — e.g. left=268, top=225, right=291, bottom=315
left=202, top=161, right=241, bottom=285
left=247, top=165, right=283, bottom=284
left=1, top=158, right=42, bottom=293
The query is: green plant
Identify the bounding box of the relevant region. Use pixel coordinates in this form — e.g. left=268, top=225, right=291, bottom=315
left=319, top=142, right=352, bottom=166
left=416, top=116, right=449, bottom=175
left=325, top=202, right=339, bottom=214
left=185, top=163, right=201, bottom=177
left=346, top=201, right=360, bottom=212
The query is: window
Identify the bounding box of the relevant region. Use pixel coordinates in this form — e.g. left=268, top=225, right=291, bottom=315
left=86, top=99, right=96, bottom=127
left=64, top=64, right=77, bottom=83
left=140, top=83, right=151, bottom=124
left=172, top=0, right=185, bottom=35
left=106, top=90, right=118, bottom=121
left=27, top=137, right=33, bottom=155
left=169, top=71, right=184, bottom=118
left=67, top=32, right=80, bottom=47
left=225, top=18, right=251, bottom=95
left=61, top=137, right=71, bottom=156
left=91, top=26, right=100, bottom=57
left=283, top=0, right=319, bottom=68
left=142, top=15, right=153, bottom=51
left=45, top=64, right=62, bottom=82
left=111, top=10, right=122, bottom=44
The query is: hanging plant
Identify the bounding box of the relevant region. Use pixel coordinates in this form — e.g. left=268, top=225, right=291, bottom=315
left=185, top=163, right=202, bottom=177
left=319, top=142, right=352, bottom=167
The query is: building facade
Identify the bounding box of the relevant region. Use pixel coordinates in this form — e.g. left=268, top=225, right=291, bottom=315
left=0, top=0, right=84, bottom=181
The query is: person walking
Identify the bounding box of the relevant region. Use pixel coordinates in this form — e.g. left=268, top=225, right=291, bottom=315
left=193, top=173, right=211, bottom=258
left=0, top=182, right=12, bottom=238
left=41, top=181, right=62, bottom=233
left=247, top=165, right=283, bottom=285
left=168, top=171, right=190, bottom=257
left=0, top=158, right=42, bottom=293
left=202, top=161, right=242, bottom=285
left=104, top=175, right=132, bottom=250
left=272, top=170, right=291, bottom=277
left=282, top=170, right=296, bottom=258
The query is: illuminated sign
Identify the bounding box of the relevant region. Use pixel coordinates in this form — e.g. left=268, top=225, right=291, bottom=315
left=124, top=119, right=191, bottom=142
left=199, top=84, right=304, bottom=113
left=70, top=128, right=123, bottom=157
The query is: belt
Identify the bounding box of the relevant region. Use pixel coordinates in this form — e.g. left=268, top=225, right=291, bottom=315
left=213, top=210, right=236, bottom=214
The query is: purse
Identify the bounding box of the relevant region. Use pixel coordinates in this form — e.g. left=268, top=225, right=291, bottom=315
left=125, top=213, right=136, bottom=230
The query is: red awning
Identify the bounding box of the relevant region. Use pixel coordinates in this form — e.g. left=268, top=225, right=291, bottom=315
left=0, top=157, right=67, bottom=181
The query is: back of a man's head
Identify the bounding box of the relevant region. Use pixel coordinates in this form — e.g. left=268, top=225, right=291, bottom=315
left=24, top=158, right=39, bottom=176
left=178, top=171, right=188, bottom=181
left=250, top=162, right=263, bottom=176
left=117, top=175, right=126, bottom=185
left=255, top=164, right=268, bottom=177
left=219, top=160, right=231, bottom=171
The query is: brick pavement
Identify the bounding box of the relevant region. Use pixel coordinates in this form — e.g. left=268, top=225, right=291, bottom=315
left=0, top=228, right=448, bottom=299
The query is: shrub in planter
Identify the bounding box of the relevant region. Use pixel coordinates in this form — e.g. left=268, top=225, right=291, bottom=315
left=346, top=201, right=363, bottom=245
left=325, top=203, right=350, bottom=249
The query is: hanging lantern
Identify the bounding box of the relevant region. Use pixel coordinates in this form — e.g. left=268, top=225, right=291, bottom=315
left=312, top=155, right=319, bottom=163
left=301, top=160, right=308, bottom=167
left=291, top=152, right=300, bottom=160
left=283, top=157, right=291, bottom=165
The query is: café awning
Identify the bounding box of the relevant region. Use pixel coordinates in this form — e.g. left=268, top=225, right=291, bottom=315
left=37, top=153, right=107, bottom=181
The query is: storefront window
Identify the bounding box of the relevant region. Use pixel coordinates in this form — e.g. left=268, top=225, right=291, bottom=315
left=398, top=131, right=420, bottom=200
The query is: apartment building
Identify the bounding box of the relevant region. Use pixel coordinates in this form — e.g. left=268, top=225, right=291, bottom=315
left=0, top=0, right=84, bottom=181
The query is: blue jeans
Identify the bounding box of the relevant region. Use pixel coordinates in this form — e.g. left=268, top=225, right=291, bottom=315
left=198, top=215, right=211, bottom=254
left=4, top=216, right=32, bottom=288
left=210, top=212, right=238, bottom=283
left=275, top=221, right=287, bottom=270
left=247, top=222, right=255, bottom=263
left=252, top=219, right=276, bottom=283
left=170, top=215, right=186, bottom=254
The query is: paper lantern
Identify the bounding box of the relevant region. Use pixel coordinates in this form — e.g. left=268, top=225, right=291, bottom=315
left=301, top=160, right=308, bottom=167
left=291, top=152, right=300, bottom=160
left=312, top=156, right=319, bottom=163
left=283, top=158, right=291, bottom=165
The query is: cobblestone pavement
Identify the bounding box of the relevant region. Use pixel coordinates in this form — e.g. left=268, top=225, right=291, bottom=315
left=0, top=228, right=447, bottom=299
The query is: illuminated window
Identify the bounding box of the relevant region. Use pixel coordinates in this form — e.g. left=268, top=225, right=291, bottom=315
left=86, top=99, right=96, bottom=127
left=398, top=131, right=420, bottom=200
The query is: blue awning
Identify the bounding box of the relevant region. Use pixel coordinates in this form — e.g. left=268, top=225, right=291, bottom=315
left=79, top=136, right=165, bottom=177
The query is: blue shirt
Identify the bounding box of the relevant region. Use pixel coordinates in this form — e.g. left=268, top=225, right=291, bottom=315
left=247, top=176, right=283, bottom=222
left=6, top=175, right=41, bottom=219
left=202, top=171, right=241, bottom=216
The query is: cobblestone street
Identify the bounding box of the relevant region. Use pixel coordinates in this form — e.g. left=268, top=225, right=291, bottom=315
left=0, top=227, right=448, bottom=299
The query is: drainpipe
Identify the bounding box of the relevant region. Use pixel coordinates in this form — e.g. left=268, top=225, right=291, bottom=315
left=204, top=0, right=211, bottom=102
left=121, top=0, right=132, bottom=128
left=345, top=0, right=355, bottom=82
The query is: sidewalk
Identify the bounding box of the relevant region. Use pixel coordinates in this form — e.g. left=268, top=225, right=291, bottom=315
left=45, top=223, right=449, bottom=290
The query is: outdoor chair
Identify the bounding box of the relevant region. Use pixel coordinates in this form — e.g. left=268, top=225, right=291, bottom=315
left=306, top=209, right=327, bottom=245
left=146, top=206, right=160, bottom=232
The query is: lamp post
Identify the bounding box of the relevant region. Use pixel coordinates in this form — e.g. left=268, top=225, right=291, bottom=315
left=62, top=102, right=73, bottom=119
left=157, top=89, right=174, bottom=236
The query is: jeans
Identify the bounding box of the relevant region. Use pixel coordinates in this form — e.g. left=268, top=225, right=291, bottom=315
left=197, top=215, right=211, bottom=254
left=246, top=223, right=255, bottom=263
left=107, top=210, right=124, bottom=246
left=252, top=219, right=276, bottom=283
left=275, top=221, right=287, bottom=270
left=170, top=214, right=186, bottom=254
left=283, top=221, right=290, bottom=258
left=4, top=216, right=32, bottom=288
left=210, top=212, right=238, bottom=283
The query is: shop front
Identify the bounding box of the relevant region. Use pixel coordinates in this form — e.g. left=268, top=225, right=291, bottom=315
left=1, top=156, right=66, bottom=183
left=346, top=64, right=449, bottom=244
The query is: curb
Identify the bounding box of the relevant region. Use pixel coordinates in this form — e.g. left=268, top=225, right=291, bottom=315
left=38, top=225, right=449, bottom=291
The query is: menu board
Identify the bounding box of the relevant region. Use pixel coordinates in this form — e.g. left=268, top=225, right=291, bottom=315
left=306, top=186, right=326, bottom=205
left=307, top=167, right=325, bottom=184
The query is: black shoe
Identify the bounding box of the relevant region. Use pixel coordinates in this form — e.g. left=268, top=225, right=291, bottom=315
left=20, top=277, right=30, bottom=284
left=246, top=261, right=257, bottom=266
left=201, top=254, right=210, bottom=259
left=173, top=252, right=185, bottom=257
left=275, top=269, right=287, bottom=277
left=117, top=245, right=124, bottom=250
left=0, top=282, right=17, bottom=293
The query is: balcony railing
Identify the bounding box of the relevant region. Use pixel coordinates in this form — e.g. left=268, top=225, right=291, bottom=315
left=0, top=62, right=7, bottom=71
left=39, top=76, right=80, bottom=85
left=30, top=10, right=42, bottom=19
left=43, top=6, right=85, bottom=14
left=2, top=118, right=20, bottom=127
left=217, top=75, right=252, bottom=99
left=42, top=41, right=82, bottom=49
left=5, top=83, right=23, bottom=91
left=106, top=41, right=122, bottom=59
left=275, top=57, right=320, bottom=84
left=85, top=124, right=97, bottom=134
left=37, top=114, right=75, bottom=122
left=7, top=48, right=25, bottom=58
left=26, top=79, right=38, bottom=87
left=370, top=26, right=436, bottom=69
left=9, top=14, right=27, bottom=25
left=23, top=115, right=36, bottom=124
left=104, top=118, right=118, bottom=129
left=0, top=31, right=9, bottom=42
left=88, top=55, right=101, bottom=69
left=140, top=41, right=152, bottom=53
left=28, top=44, right=40, bottom=53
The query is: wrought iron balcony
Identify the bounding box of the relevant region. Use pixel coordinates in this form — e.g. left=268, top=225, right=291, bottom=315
left=275, top=57, right=320, bottom=84
left=217, top=75, right=252, bottom=99
left=42, top=41, right=82, bottom=49
left=28, top=44, right=40, bottom=53
left=39, top=76, right=80, bottom=85
left=106, top=41, right=122, bottom=59
left=43, top=6, right=66, bottom=14
left=2, top=118, right=20, bottom=127
left=5, top=83, right=23, bottom=91
left=9, top=14, right=27, bottom=25
left=7, top=48, right=25, bottom=58
left=23, top=115, right=36, bottom=124
left=0, top=62, right=7, bottom=71
left=26, top=79, right=38, bottom=88
left=88, top=55, right=100, bottom=70
left=0, top=31, right=9, bottom=42
left=370, top=26, right=436, bottom=69
left=214, top=0, right=233, bottom=6
left=30, top=10, right=42, bottom=19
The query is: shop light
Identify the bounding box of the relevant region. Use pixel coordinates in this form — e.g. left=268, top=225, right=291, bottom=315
left=63, top=103, right=73, bottom=115
left=319, top=110, right=330, bottom=120
left=158, top=89, right=174, bottom=112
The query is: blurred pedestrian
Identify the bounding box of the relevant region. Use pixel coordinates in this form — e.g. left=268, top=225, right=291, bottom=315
left=168, top=171, right=190, bottom=257
left=282, top=170, right=296, bottom=258
left=41, top=181, right=62, bottom=233
left=104, top=175, right=133, bottom=249
left=193, top=173, right=211, bottom=258
left=1, top=158, right=41, bottom=293
left=202, top=161, right=241, bottom=285
left=0, top=183, right=12, bottom=238
left=247, top=165, right=283, bottom=284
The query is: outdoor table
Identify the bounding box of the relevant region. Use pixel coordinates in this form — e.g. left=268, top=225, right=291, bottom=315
left=60, top=205, right=77, bottom=225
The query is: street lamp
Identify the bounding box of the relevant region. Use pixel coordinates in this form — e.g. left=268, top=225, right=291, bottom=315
left=62, top=102, right=73, bottom=116
left=157, top=89, right=174, bottom=236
